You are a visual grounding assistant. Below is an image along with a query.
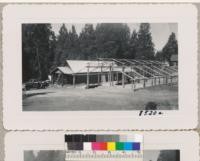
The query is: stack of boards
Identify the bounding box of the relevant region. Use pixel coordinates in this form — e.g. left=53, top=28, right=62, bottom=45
left=64, top=134, right=143, bottom=160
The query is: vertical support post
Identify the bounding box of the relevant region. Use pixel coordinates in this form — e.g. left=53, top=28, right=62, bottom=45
left=122, top=65, right=125, bottom=88
left=86, top=63, right=90, bottom=88
left=131, top=66, right=133, bottom=77
left=61, top=74, right=64, bottom=87
left=134, top=79, right=136, bottom=90
left=100, top=64, right=103, bottom=85
left=151, top=77, right=154, bottom=86
left=116, top=72, right=119, bottom=84
left=73, top=74, right=76, bottom=88
left=131, top=79, right=133, bottom=90
left=142, top=64, right=144, bottom=77
left=97, top=61, right=100, bottom=85
left=52, top=74, right=54, bottom=84
left=109, top=65, right=111, bottom=86
left=158, top=77, right=160, bottom=85
left=111, top=64, right=114, bottom=86
left=170, top=76, right=173, bottom=85
left=166, top=76, right=168, bottom=84
left=97, top=73, right=100, bottom=85
left=154, top=77, right=156, bottom=86
left=143, top=78, right=146, bottom=88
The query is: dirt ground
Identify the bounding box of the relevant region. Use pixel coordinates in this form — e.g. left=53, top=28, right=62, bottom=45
left=23, top=83, right=178, bottom=111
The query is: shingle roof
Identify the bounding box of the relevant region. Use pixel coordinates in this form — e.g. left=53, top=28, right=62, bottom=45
left=57, top=67, right=73, bottom=74
left=170, top=54, right=178, bottom=62
left=66, top=60, right=118, bottom=73
left=52, top=60, right=132, bottom=75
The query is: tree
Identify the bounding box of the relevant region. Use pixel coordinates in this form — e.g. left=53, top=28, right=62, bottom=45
left=127, top=30, right=138, bottom=59
left=157, top=150, right=180, bottom=161
left=95, top=23, right=130, bottom=59
left=136, top=23, right=155, bottom=59
left=67, top=25, right=80, bottom=59
left=162, top=32, right=178, bottom=62
left=79, top=24, right=97, bottom=59
left=54, top=24, right=69, bottom=65
left=22, top=24, right=54, bottom=82
left=155, top=50, right=164, bottom=61
left=48, top=31, right=57, bottom=70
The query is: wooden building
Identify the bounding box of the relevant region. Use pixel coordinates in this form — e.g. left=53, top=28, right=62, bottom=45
left=50, top=60, right=126, bottom=87
left=50, top=59, right=178, bottom=89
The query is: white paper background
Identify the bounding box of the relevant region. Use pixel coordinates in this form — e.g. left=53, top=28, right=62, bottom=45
left=3, top=4, right=198, bottom=130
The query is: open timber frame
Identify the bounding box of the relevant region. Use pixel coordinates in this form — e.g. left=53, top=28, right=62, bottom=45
left=84, top=58, right=178, bottom=90
left=51, top=58, right=178, bottom=91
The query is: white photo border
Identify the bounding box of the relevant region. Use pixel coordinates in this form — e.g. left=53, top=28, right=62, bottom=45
left=3, top=4, right=198, bottom=130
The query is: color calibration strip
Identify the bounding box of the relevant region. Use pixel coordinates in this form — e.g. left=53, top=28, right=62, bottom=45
left=64, top=134, right=142, bottom=151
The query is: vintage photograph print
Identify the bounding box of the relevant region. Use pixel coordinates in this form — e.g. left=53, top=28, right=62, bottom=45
left=22, top=23, right=178, bottom=111
left=3, top=4, right=197, bottom=130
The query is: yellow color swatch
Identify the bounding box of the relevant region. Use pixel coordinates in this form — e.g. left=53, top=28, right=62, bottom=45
left=107, top=142, right=116, bottom=151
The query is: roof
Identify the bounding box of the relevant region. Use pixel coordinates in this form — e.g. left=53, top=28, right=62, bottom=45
left=51, top=60, right=132, bottom=75
left=66, top=60, right=118, bottom=73
left=57, top=67, right=73, bottom=74
left=51, top=66, right=73, bottom=74
left=170, top=55, right=178, bottom=62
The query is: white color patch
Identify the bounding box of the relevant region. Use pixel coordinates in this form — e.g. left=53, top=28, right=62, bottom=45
left=83, top=142, right=92, bottom=151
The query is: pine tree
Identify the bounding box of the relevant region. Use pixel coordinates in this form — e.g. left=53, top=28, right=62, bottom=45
left=155, top=50, right=164, bottom=61
left=162, top=32, right=178, bottom=62
left=54, top=24, right=69, bottom=65
left=136, top=23, right=155, bottom=60
left=128, top=30, right=138, bottom=59
left=79, top=24, right=96, bottom=59
left=22, top=24, right=54, bottom=81
left=95, top=23, right=130, bottom=59
left=48, top=31, right=57, bottom=70
left=68, top=25, right=79, bottom=59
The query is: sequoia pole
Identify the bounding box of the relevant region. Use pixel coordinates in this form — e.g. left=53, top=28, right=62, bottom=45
left=122, top=65, right=125, bottom=88
left=86, top=63, right=90, bottom=88
left=73, top=75, right=76, bottom=88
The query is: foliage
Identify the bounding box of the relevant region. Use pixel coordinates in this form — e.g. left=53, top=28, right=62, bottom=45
left=155, top=32, right=178, bottom=62
left=157, top=150, right=180, bottom=161
left=22, top=23, right=177, bottom=82
left=136, top=23, right=155, bottom=59
left=162, top=32, right=178, bottom=62
left=22, top=24, right=54, bottom=82
left=95, top=23, right=130, bottom=59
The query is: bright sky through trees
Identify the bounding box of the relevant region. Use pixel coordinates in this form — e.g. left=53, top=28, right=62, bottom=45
left=52, top=23, right=177, bottom=51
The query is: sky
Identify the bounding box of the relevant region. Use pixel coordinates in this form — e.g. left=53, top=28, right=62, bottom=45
left=51, top=23, right=178, bottom=51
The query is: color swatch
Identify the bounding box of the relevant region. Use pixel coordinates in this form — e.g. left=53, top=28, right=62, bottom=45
left=64, top=134, right=142, bottom=151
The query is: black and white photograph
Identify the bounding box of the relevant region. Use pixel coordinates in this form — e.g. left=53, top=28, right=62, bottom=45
left=3, top=4, right=197, bottom=130
left=22, top=23, right=178, bottom=111
left=23, top=150, right=180, bottom=161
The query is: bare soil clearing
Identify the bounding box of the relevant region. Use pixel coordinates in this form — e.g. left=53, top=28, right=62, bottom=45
left=23, top=85, right=178, bottom=111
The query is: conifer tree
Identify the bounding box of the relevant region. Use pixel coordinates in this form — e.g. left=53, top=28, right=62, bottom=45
left=136, top=23, right=155, bottom=59
left=162, top=32, right=178, bottom=62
